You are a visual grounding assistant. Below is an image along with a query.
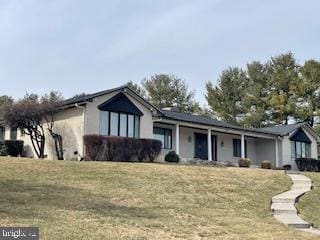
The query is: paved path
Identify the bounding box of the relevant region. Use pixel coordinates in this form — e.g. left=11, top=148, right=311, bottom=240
left=271, top=172, right=320, bottom=236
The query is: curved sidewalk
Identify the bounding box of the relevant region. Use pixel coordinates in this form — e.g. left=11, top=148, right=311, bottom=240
left=271, top=172, right=320, bottom=236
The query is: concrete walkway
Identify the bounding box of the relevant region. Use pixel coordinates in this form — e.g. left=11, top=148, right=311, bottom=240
left=271, top=172, right=320, bottom=236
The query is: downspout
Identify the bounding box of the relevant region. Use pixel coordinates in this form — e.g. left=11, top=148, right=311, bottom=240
left=75, top=103, right=86, bottom=160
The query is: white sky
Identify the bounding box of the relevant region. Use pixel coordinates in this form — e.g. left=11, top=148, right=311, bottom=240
left=0, top=0, right=319, bottom=104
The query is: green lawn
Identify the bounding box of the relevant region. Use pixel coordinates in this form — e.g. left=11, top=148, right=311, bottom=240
left=297, top=172, right=320, bottom=229
left=0, top=157, right=318, bottom=240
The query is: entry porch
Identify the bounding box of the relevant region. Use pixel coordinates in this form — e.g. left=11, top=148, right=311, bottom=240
left=153, top=120, right=280, bottom=167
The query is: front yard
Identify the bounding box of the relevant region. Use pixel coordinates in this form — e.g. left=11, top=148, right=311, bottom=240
left=297, top=172, right=320, bottom=228
left=0, top=157, right=318, bottom=239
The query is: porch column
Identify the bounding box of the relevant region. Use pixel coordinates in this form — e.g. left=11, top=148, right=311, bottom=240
left=208, top=129, right=212, bottom=161
left=175, top=123, right=180, bottom=155
left=275, top=138, right=279, bottom=167
left=241, top=133, right=245, bottom=158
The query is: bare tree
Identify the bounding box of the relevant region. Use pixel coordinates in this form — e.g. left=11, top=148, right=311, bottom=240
left=4, top=92, right=63, bottom=159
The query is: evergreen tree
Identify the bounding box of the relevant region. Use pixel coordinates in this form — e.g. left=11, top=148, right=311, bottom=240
left=241, top=61, right=270, bottom=127
left=267, top=52, right=300, bottom=124
left=295, top=60, right=320, bottom=126
left=142, top=74, right=200, bottom=113
left=126, top=81, right=147, bottom=98
left=205, top=67, right=248, bottom=125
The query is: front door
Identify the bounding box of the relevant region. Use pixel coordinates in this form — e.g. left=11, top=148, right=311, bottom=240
left=194, top=133, right=217, bottom=160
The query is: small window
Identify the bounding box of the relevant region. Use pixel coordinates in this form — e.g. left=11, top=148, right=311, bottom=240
left=233, top=139, right=247, bottom=157
left=10, top=127, right=17, bottom=140
left=153, top=127, right=172, bottom=149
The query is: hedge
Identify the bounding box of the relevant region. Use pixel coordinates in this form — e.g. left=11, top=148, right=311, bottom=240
left=295, top=158, right=320, bottom=172
left=0, top=140, right=24, bottom=157
left=83, top=135, right=162, bottom=162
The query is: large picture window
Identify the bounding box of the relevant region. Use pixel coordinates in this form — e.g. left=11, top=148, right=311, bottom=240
left=153, top=127, right=172, bottom=149
left=291, top=141, right=311, bottom=159
left=99, top=111, right=140, bottom=138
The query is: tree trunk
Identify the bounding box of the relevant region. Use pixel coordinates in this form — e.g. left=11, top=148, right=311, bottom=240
left=39, top=135, right=45, bottom=158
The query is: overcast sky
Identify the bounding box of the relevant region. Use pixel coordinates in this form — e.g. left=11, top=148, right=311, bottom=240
left=0, top=0, right=319, bottom=104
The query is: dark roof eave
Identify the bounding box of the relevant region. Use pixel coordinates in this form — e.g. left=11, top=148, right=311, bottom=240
left=159, top=116, right=279, bottom=137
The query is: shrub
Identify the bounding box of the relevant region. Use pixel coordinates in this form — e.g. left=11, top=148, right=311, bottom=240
left=283, top=164, right=292, bottom=171
left=0, top=142, right=8, bottom=156
left=261, top=160, right=272, bottom=169
left=165, top=151, right=180, bottom=163
left=238, top=158, right=251, bottom=168
left=5, top=140, right=24, bottom=157
left=295, top=158, right=319, bottom=172
left=83, top=135, right=162, bottom=162
left=0, top=140, right=24, bottom=157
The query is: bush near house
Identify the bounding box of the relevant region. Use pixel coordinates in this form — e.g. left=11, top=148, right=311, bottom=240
left=295, top=158, right=320, bottom=172
left=239, top=158, right=251, bottom=168
left=165, top=151, right=180, bottom=163
left=261, top=160, right=272, bottom=169
left=0, top=140, right=24, bottom=157
left=83, top=135, right=162, bottom=162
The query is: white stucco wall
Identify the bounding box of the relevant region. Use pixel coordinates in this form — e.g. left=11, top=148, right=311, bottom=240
left=255, top=138, right=277, bottom=167
left=16, top=107, right=84, bottom=160
left=216, top=132, right=256, bottom=164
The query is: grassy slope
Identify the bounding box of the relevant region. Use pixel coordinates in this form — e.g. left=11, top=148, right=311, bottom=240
left=297, top=173, right=320, bottom=228
left=0, top=157, right=317, bottom=240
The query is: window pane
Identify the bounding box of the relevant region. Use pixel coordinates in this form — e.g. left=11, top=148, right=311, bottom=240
left=0, top=127, right=4, bottom=141
left=119, top=113, right=127, bottom=137
left=296, top=142, right=302, bottom=158
left=153, top=127, right=165, bottom=148
left=10, top=127, right=17, bottom=140
left=153, top=127, right=171, bottom=149
left=291, top=141, right=295, bottom=159
left=301, top=142, right=306, bottom=158
left=166, top=129, right=172, bottom=149
left=110, top=112, right=119, bottom=136
left=233, top=139, right=241, bottom=157
left=134, top=116, right=140, bottom=138
left=99, top=111, right=109, bottom=135
left=126, top=115, right=134, bottom=138
left=306, top=143, right=311, bottom=158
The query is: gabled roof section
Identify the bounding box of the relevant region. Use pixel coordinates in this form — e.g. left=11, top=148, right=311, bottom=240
left=289, top=128, right=312, bottom=143
left=98, top=92, right=143, bottom=116
left=61, top=86, right=126, bottom=106
left=60, top=85, right=162, bottom=114
left=256, top=122, right=307, bottom=136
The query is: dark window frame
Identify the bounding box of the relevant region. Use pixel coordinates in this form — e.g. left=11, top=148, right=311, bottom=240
left=102, top=111, right=140, bottom=138
left=233, top=139, right=247, bottom=158
left=153, top=127, right=172, bottom=149
left=292, top=140, right=311, bottom=159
